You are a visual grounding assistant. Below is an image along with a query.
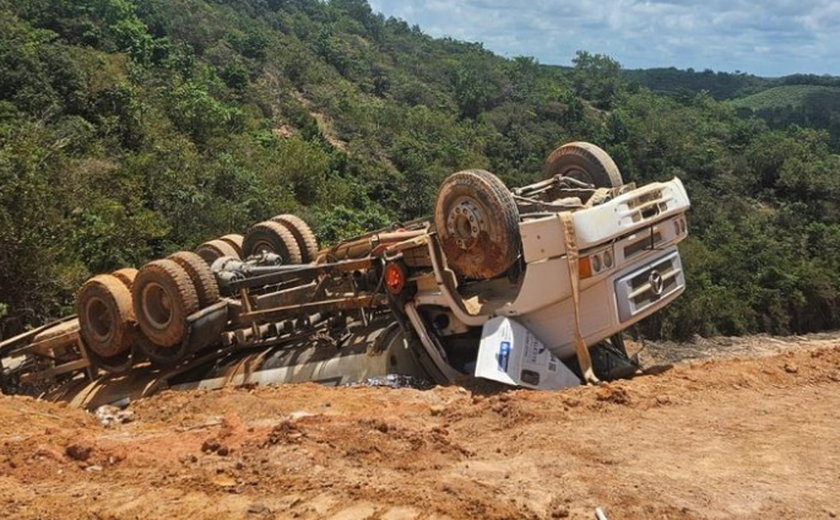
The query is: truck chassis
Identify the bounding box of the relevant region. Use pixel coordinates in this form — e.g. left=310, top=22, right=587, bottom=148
left=0, top=142, right=690, bottom=407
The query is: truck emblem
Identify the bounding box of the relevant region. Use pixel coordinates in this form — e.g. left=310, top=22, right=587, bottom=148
left=649, top=269, right=664, bottom=296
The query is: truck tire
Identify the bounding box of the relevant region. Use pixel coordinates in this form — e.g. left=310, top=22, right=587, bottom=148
left=77, top=275, right=134, bottom=359
left=271, top=214, right=319, bottom=263
left=543, top=142, right=623, bottom=188
left=132, top=259, right=199, bottom=348
left=168, top=251, right=220, bottom=308
left=195, top=239, right=240, bottom=266
left=219, top=234, right=244, bottom=257
left=111, top=268, right=138, bottom=289
left=434, top=169, right=521, bottom=280
left=243, top=220, right=303, bottom=264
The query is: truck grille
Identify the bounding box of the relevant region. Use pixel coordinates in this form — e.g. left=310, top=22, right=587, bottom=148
left=615, top=251, right=684, bottom=323
left=618, top=188, right=673, bottom=225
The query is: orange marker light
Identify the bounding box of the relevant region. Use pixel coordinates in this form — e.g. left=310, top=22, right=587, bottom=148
left=384, top=262, right=406, bottom=295
left=578, top=256, right=593, bottom=279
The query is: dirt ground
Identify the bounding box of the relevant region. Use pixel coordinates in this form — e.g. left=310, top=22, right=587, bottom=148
left=2, top=335, right=840, bottom=520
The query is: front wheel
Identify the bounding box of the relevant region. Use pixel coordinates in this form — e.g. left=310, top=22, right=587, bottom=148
left=434, top=169, right=521, bottom=280
left=543, top=141, right=623, bottom=188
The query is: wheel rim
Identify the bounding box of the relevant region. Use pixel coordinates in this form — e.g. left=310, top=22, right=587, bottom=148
left=252, top=239, right=274, bottom=255
left=446, top=197, right=486, bottom=251
left=85, top=298, right=113, bottom=343
left=141, top=281, right=174, bottom=331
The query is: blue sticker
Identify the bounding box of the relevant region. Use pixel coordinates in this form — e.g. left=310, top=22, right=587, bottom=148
left=498, top=341, right=511, bottom=372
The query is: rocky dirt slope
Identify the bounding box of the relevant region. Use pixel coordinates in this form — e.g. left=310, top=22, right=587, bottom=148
left=2, top=336, right=840, bottom=520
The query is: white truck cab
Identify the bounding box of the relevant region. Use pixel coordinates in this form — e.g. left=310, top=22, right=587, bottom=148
left=400, top=144, right=690, bottom=388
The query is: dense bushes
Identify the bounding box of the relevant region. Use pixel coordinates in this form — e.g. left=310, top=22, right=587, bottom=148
left=1, top=0, right=839, bottom=341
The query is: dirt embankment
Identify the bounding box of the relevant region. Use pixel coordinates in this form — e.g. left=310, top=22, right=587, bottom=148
left=2, top=337, right=840, bottom=520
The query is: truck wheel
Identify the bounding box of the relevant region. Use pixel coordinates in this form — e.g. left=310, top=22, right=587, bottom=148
left=195, top=239, right=240, bottom=266
left=434, top=169, right=521, bottom=280
left=168, top=251, right=220, bottom=308
left=543, top=141, right=623, bottom=188
left=243, top=220, right=303, bottom=264
left=77, top=275, right=134, bottom=359
left=111, top=268, right=138, bottom=289
left=132, top=259, right=199, bottom=348
left=271, top=214, right=319, bottom=263
left=219, top=234, right=244, bottom=257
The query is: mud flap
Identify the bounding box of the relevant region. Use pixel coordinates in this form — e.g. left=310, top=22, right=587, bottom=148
left=475, top=317, right=580, bottom=390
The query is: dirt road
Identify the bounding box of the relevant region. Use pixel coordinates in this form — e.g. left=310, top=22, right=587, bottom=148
left=2, top=338, right=840, bottom=520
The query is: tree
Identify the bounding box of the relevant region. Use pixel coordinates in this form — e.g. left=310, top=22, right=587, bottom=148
left=571, top=50, right=622, bottom=110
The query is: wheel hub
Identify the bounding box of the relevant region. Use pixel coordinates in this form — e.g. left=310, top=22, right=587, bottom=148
left=87, top=298, right=113, bottom=343
left=447, top=199, right=485, bottom=250
left=142, top=282, right=174, bottom=330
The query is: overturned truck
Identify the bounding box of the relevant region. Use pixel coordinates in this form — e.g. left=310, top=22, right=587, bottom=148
left=0, top=143, right=690, bottom=408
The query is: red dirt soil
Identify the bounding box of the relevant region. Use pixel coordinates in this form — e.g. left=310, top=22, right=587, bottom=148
left=2, top=339, right=840, bottom=520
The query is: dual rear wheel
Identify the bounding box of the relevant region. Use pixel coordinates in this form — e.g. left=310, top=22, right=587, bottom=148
left=77, top=272, right=136, bottom=373
left=195, top=239, right=240, bottom=267
left=195, top=215, right=319, bottom=267
left=132, top=253, right=222, bottom=366
left=77, top=254, right=222, bottom=370
left=78, top=213, right=318, bottom=371
left=242, top=214, right=319, bottom=264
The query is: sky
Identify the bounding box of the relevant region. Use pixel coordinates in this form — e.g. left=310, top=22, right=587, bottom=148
left=367, top=0, right=840, bottom=77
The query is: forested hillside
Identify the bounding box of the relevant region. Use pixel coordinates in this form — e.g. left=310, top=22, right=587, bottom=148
left=622, top=67, right=771, bottom=100
left=731, top=85, right=840, bottom=151
left=732, top=85, right=840, bottom=111
left=2, top=0, right=840, bottom=341
left=623, top=67, right=840, bottom=150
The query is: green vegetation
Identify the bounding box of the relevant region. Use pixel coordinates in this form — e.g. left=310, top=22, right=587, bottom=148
left=730, top=85, right=840, bottom=150
left=1, top=0, right=840, bottom=342
left=623, top=67, right=840, bottom=150
left=622, top=67, right=771, bottom=100
left=731, top=85, right=840, bottom=111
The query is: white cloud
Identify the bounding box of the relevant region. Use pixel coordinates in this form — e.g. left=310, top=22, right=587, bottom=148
left=369, top=0, right=840, bottom=76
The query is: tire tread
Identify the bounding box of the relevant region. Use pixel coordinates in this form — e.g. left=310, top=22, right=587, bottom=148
left=243, top=220, right=303, bottom=264
left=271, top=214, right=319, bottom=263
left=132, top=259, right=199, bottom=348
left=168, top=251, right=220, bottom=308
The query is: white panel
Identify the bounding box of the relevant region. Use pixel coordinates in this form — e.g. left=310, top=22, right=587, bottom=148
left=476, top=317, right=580, bottom=389
left=500, top=258, right=571, bottom=316
left=520, top=217, right=567, bottom=263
